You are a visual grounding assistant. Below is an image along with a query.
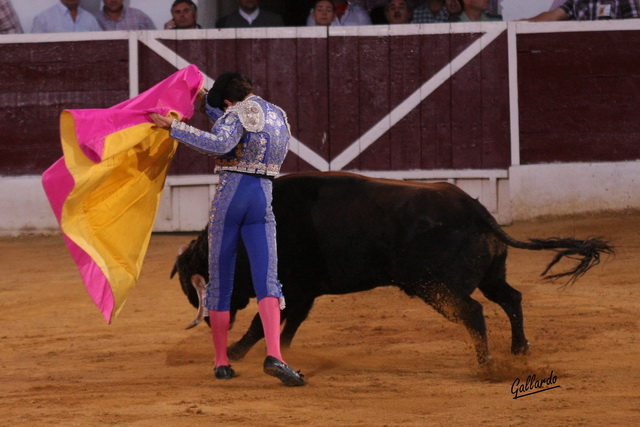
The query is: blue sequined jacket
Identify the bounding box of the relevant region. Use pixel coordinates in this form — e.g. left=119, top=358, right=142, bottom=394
left=169, top=95, right=290, bottom=177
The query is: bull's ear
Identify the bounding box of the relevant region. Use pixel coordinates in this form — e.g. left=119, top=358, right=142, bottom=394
left=170, top=263, right=177, bottom=278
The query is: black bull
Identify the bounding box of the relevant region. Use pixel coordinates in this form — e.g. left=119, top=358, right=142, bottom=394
left=171, top=171, right=613, bottom=364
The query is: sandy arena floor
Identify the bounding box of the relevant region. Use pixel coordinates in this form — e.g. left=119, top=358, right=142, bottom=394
left=1, top=211, right=639, bottom=426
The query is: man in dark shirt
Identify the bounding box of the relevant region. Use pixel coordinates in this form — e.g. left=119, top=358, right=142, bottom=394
left=216, top=0, right=284, bottom=28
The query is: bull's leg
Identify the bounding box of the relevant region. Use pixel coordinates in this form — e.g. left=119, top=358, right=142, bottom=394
left=280, top=298, right=315, bottom=348
left=425, top=290, right=490, bottom=364
left=479, top=280, right=529, bottom=355
left=228, top=298, right=314, bottom=358
left=228, top=313, right=265, bottom=360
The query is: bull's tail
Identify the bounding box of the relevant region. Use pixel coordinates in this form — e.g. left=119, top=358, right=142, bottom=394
left=508, top=236, right=613, bottom=285
left=470, top=198, right=614, bottom=284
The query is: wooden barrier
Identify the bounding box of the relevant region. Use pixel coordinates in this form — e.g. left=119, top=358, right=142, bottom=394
left=1, top=21, right=638, bottom=233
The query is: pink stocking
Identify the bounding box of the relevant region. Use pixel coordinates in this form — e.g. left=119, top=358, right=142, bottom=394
left=209, top=310, right=230, bottom=367
left=258, top=297, right=284, bottom=362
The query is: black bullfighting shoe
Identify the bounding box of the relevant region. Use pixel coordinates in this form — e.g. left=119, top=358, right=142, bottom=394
left=214, top=365, right=236, bottom=380
left=263, top=356, right=307, bottom=386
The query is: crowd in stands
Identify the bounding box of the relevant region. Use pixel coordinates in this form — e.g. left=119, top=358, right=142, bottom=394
left=1, top=0, right=639, bottom=34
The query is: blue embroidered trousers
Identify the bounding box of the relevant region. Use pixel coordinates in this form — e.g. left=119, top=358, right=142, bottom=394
left=205, top=171, right=282, bottom=311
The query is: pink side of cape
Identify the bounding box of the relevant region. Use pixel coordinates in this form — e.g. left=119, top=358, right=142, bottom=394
left=41, top=65, right=203, bottom=323
left=74, top=65, right=202, bottom=162
left=41, top=159, right=114, bottom=322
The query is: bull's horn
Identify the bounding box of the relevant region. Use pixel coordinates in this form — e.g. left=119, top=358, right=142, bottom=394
left=185, top=274, right=207, bottom=330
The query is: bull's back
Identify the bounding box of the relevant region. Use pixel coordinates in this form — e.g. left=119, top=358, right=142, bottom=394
left=275, top=172, right=489, bottom=232
left=273, top=172, right=505, bottom=293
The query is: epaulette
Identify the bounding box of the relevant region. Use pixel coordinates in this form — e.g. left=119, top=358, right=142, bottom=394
left=228, top=99, right=265, bottom=133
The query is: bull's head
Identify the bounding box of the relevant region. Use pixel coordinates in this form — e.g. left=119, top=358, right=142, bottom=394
left=171, top=227, right=253, bottom=330
left=170, top=230, right=212, bottom=329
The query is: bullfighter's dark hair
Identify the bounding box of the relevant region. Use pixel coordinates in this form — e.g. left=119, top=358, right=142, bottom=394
left=207, top=72, right=253, bottom=110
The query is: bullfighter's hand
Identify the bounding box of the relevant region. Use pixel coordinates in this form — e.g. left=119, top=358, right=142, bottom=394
left=150, top=113, right=174, bottom=129
left=197, top=87, right=208, bottom=101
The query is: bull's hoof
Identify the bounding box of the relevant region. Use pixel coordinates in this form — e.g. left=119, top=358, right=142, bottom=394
left=214, top=365, right=236, bottom=380
left=512, top=341, right=530, bottom=356
left=263, top=356, right=307, bottom=386
left=477, top=353, right=493, bottom=366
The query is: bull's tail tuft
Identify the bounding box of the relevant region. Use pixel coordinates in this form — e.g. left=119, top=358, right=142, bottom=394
left=527, top=237, right=615, bottom=285
left=471, top=195, right=615, bottom=285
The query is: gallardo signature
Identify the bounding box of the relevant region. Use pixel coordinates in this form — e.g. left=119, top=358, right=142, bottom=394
left=511, top=370, right=560, bottom=399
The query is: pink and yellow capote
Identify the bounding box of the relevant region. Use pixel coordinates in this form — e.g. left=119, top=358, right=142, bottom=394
left=42, top=65, right=204, bottom=324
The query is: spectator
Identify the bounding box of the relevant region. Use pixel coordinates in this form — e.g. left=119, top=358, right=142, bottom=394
left=164, top=0, right=201, bottom=29
left=31, top=0, right=101, bottom=33
left=310, top=0, right=337, bottom=26
left=0, top=0, right=22, bottom=34
left=355, top=0, right=388, bottom=9
left=358, top=0, right=390, bottom=24
left=98, top=0, right=155, bottom=31
left=446, top=0, right=463, bottom=19
left=306, top=0, right=372, bottom=25
left=411, top=0, right=458, bottom=22
left=384, top=0, right=414, bottom=24
left=525, top=0, right=638, bottom=21
left=216, top=0, right=284, bottom=28
left=488, top=0, right=500, bottom=15
left=455, top=0, right=502, bottom=21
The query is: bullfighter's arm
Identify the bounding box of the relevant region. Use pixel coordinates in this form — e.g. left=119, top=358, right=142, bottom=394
left=168, top=111, right=244, bottom=156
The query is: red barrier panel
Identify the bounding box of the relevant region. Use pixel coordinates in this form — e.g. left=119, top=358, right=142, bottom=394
left=1, top=24, right=638, bottom=177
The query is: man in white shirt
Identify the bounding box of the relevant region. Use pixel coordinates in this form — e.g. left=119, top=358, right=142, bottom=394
left=32, top=0, right=101, bottom=33
left=98, top=0, right=156, bottom=31
left=306, top=0, right=372, bottom=26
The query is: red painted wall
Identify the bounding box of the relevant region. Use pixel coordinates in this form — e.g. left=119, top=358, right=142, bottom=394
left=1, top=27, right=638, bottom=177
left=518, top=30, right=640, bottom=164
left=0, top=40, right=129, bottom=175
